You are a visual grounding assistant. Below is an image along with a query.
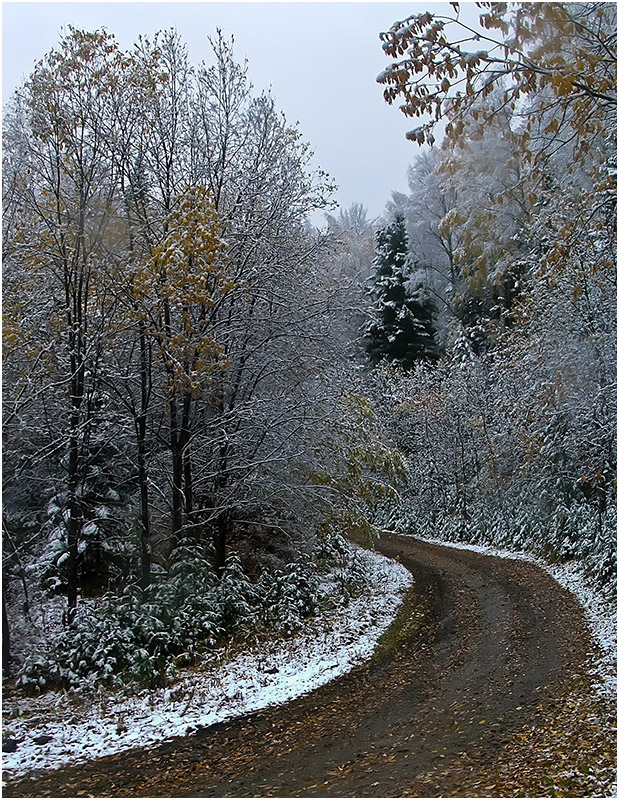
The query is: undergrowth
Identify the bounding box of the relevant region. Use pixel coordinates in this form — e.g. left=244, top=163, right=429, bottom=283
left=13, top=534, right=366, bottom=694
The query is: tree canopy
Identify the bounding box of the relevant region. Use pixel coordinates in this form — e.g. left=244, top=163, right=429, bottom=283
left=378, top=2, right=616, bottom=150
left=371, top=1, right=616, bottom=596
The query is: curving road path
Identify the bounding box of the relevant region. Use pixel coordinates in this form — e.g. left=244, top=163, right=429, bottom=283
left=4, top=534, right=614, bottom=797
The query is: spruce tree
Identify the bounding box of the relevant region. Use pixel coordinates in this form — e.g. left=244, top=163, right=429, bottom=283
left=364, top=214, right=440, bottom=368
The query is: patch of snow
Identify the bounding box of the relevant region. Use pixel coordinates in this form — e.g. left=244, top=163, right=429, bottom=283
left=1, top=547, right=412, bottom=781
left=404, top=533, right=617, bottom=702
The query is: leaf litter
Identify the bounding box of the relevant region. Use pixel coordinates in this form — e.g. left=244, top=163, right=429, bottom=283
left=2, top=546, right=412, bottom=782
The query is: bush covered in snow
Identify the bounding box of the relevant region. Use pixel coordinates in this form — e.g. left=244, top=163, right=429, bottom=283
left=14, top=535, right=365, bottom=692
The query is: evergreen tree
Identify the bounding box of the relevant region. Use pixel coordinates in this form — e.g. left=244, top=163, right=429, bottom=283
left=364, top=214, right=440, bottom=367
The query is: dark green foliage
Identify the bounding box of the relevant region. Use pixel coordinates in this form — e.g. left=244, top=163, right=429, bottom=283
left=14, top=540, right=329, bottom=692
left=364, top=215, right=440, bottom=367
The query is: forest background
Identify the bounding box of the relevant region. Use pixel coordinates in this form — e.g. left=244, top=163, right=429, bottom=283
left=2, top=2, right=616, bottom=697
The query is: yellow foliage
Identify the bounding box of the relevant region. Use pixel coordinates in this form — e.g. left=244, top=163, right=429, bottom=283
left=132, top=186, right=234, bottom=397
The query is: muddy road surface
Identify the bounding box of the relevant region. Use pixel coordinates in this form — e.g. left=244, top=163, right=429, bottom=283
left=4, top=534, right=615, bottom=797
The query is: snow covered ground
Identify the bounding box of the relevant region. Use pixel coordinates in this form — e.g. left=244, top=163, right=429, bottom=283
left=2, top=546, right=413, bottom=781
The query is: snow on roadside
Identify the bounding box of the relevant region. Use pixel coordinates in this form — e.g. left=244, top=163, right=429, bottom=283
left=2, top=547, right=413, bottom=781
left=408, top=533, right=617, bottom=701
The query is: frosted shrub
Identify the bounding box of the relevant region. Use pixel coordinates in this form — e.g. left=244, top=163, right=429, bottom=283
left=147, top=540, right=221, bottom=649
left=314, top=532, right=368, bottom=603
left=283, top=564, right=320, bottom=618
left=16, top=603, right=134, bottom=692
left=17, top=653, right=59, bottom=692
left=13, top=539, right=354, bottom=691
left=258, top=565, right=319, bottom=636
left=314, top=532, right=351, bottom=568
left=59, top=607, right=133, bottom=687
left=213, top=554, right=259, bottom=633
left=335, top=552, right=368, bottom=602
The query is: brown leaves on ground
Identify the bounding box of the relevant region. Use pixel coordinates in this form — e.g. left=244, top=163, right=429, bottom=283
left=407, top=677, right=616, bottom=798
left=485, top=683, right=616, bottom=797
left=3, top=537, right=616, bottom=798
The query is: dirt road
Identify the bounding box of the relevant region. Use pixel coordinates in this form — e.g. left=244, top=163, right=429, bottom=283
left=4, top=534, right=615, bottom=797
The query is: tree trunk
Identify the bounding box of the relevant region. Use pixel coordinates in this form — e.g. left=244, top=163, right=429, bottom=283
left=2, top=586, right=11, bottom=678
left=170, top=432, right=184, bottom=546
left=137, top=321, right=151, bottom=590
left=137, top=447, right=151, bottom=590
left=183, top=451, right=194, bottom=525
left=214, top=439, right=230, bottom=574
left=65, top=236, right=87, bottom=624
left=66, top=422, right=81, bottom=624
left=215, top=511, right=228, bottom=575
left=181, top=389, right=194, bottom=533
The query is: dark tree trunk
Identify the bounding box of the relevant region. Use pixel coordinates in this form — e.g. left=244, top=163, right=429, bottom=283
left=65, top=240, right=87, bottom=625
left=214, top=439, right=230, bottom=575
left=137, top=322, right=152, bottom=590
left=66, top=512, right=80, bottom=622
left=2, top=586, right=11, bottom=678
left=66, top=424, right=82, bottom=625
left=163, top=293, right=185, bottom=548
left=170, top=432, right=184, bottom=546
left=215, top=511, right=228, bottom=575
left=184, top=450, right=194, bottom=527
left=137, top=447, right=151, bottom=591
left=170, top=387, right=194, bottom=547
left=181, top=389, right=194, bottom=527
left=168, top=379, right=185, bottom=547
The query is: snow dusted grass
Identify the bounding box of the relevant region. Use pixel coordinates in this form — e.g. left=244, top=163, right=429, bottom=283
left=408, top=533, right=617, bottom=702
left=2, top=546, right=413, bottom=781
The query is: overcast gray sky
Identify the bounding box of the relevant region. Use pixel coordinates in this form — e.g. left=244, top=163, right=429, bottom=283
left=2, top=1, right=462, bottom=221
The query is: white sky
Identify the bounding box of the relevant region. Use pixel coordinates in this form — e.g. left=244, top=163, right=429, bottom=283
left=1, top=1, right=468, bottom=221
